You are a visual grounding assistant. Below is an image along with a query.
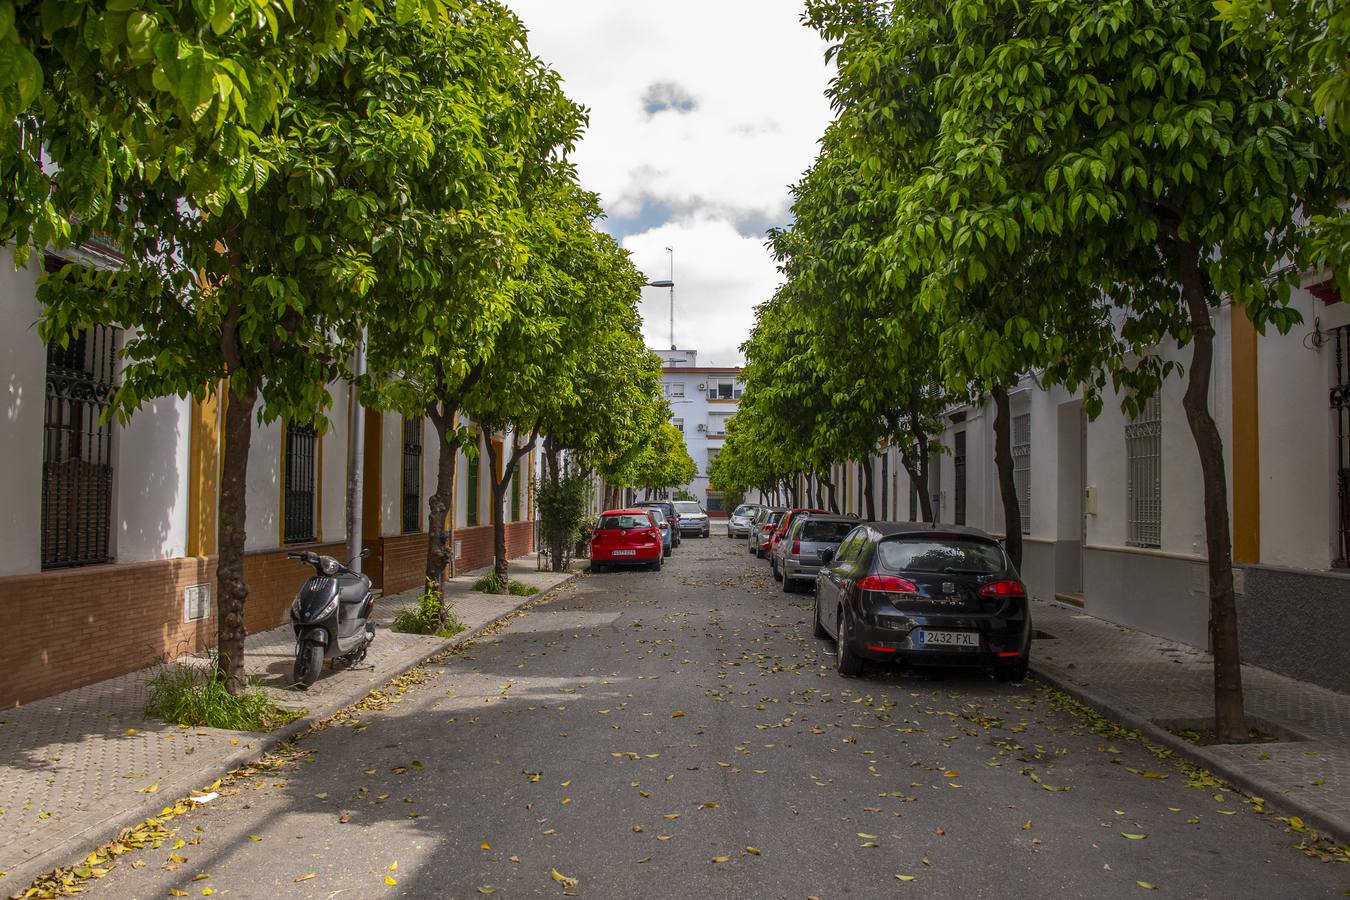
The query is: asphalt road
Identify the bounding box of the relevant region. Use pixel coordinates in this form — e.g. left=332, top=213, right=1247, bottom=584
left=87, top=537, right=1346, bottom=899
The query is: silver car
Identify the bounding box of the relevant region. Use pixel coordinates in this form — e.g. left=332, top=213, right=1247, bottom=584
left=777, top=514, right=859, bottom=593
left=749, top=508, right=786, bottom=557
left=672, top=500, right=710, bottom=538
left=726, top=503, right=763, bottom=538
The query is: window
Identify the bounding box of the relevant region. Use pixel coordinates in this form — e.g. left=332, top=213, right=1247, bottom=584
left=708, top=414, right=730, bottom=435
left=666, top=382, right=685, bottom=398
left=909, top=482, right=919, bottom=522
left=401, top=417, right=423, bottom=533
left=706, top=491, right=725, bottom=513
left=283, top=421, right=317, bottom=544
left=878, top=537, right=1003, bottom=574
left=954, top=430, right=967, bottom=526
left=511, top=469, right=522, bottom=521
left=1126, top=396, right=1162, bottom=548
left=707, top=378, right=743, bottom=400
left=1011, top=413, right=1031, bottom=534
left=672, top=417, right=684, bottom=433
left=465, top=437, right=481, bottom=527
left=1333, top=325, right=1350, bottom=564
left=41, top=324, right=119, bottom=568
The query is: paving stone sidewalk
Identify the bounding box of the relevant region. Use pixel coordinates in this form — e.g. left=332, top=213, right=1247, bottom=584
left=1030, top=599, right=1350, bottom=844
left=0, top=555, right=580, bottom=893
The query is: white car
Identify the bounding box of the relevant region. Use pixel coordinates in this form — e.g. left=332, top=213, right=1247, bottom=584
left=672, top=500, right=710, bottom=538
left=726, top=504, right=763, bottom=538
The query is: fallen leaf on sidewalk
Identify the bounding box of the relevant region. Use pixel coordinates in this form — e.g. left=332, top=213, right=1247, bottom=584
left=136, top=783, right=159, bottom=794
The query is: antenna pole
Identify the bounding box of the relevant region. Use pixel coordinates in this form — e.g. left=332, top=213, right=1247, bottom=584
left=666, top=246, right=675, bottom=350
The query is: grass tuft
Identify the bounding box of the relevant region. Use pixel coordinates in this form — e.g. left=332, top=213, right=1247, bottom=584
left=145, top=663, right=302, bottom=732
left=392, top=579, right=466, bottom=638
left=473, top=572, right=505, bottom=594
left=508, top=581, right=538, bottom=596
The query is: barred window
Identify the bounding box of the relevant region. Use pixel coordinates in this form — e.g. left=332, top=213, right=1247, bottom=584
left=42, top=325, right=119, bottom=568
left=283, top=422, right=317, bottom=544
left=511, top=468, right=522, bottom=521
left=401, top=417, right=423, bottom=533
left=1011, top=413, right=1031, bottom=534
left=1126, top=396, right=1162, bottom=548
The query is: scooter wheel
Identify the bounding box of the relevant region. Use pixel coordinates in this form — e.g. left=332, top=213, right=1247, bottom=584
left=294, top=642, right=323, bottom=689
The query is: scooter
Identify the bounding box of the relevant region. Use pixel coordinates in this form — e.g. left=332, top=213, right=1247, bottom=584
left=288, top=548, right=375, bottom=688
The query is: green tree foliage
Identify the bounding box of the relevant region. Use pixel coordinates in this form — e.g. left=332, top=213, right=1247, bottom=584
left=39, top=2, right=563, bottom=691
left=806, top=0, right=1338, bottom=740
left=628, top=422, right=697, bottom=497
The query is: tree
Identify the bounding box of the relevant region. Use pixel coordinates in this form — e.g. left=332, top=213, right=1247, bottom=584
left=39, top=3, right=549, bottom=691
left=809, top=0, right=1337, bottom=740
left=629, top=423, right=697, bottom=497
left=357, top=4, right=587, bottom=600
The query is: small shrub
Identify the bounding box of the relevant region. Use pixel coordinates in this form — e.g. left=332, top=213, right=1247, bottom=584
left=473, top=572, right=505, bottom=594
left=392, top=579, right=466, bottom=638
left=145, top=663, right=302, bottom=732
left=508, top=581, right=539, bottom=597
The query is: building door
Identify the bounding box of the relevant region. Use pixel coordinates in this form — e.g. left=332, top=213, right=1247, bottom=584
left=953, top=431, right=967, bottom=526
left=928, top=450, right=941, bottom=523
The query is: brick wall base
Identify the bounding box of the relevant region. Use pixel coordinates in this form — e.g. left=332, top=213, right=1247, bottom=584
left=2, top=524, right=537, bottom=708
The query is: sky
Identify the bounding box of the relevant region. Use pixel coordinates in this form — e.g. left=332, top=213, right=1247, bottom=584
left=506, top=1, right=835, bottom=367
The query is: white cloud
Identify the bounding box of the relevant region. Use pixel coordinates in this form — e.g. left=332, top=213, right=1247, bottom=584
left=506, top=0, right=834, bottom=364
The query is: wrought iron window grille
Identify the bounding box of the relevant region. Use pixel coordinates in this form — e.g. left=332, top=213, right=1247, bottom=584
left=283, top=422, right=317, bottom=544
left=1125, top=396, right=1163, bottom=549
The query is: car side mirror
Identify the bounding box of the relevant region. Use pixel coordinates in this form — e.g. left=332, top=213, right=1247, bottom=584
left=820, top=548, right=835, bottom=564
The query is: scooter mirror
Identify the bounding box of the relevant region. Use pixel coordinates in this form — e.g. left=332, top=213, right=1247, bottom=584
left=359, top=548, right=371, bottom=558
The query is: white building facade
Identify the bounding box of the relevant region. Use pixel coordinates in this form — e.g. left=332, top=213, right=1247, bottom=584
left=824, top=278, right=1348, bottom=692
left=655, top=348, right=745, bottom=515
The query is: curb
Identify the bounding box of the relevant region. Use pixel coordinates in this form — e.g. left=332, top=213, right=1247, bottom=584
left=1030, top=663, right=1350, bottom=847
left=6, top=570, right=581, bottom=897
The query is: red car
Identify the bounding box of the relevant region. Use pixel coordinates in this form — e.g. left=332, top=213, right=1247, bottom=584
left=590, top=509, right=664, bottom=573
left=768, top=508, right=830, bottom=575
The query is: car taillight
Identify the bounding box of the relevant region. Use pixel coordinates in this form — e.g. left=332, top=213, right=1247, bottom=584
left=857, top=575, right=919, bottom=593
left=791, top=537, right=800, bottom=554
left=978, top=579, right=1026, bottom=598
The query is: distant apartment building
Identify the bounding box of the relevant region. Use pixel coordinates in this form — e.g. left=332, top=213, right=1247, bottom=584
left=655, top=348, right=743, bottom=515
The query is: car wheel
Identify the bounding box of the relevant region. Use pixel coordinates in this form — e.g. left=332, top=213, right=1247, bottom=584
left=812, top=588, right=828, bottom=638
left=994, top=655, right=1029, bottom=683
left=836, top=609, right=864, bottom=677
left=649, top=555, right=662, bottom=572
left=664, top=546, right=672, bottom=558
left=591, top=562, right=607, bottom=573
left=780, top=572, right=794, bottom=594
left=771, top=559, right=782, bottom=581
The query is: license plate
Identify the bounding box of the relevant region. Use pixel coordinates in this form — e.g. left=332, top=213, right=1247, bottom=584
left=917, top=630, right=978, bottom=648
left=612, top=549, right=636, bottom=556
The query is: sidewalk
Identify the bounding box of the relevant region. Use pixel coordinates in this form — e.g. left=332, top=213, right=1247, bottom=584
left=0, top=555, right=580, bottom=893
left=1030, top=599, right=1350, bottom=844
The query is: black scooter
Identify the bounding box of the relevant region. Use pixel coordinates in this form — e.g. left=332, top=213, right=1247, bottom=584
left=288, top=549, right=375, bottom=688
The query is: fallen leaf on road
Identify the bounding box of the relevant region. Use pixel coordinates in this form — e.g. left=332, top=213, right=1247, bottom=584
left=745, top=847, right=761, bottom=856
left=551, top=868, right=578, bottom=888
left=1137, top=882, right=1157, bottom=890
left=478, top=887, right=497, bottom=894
left=294, top=873, right=317, bottom=882
left=711, top=855, right=731, bottom=863
left=672, top=711, right=685, bottom=718
left=481, top=841, right=491, bottom=850
left=896, top=874, right=915, bottom=882
left=385, top=875, right=398, bottom=885
left=1120, top=833, right=1146, bottom=840
left=248, top=835, right=262, bottom=842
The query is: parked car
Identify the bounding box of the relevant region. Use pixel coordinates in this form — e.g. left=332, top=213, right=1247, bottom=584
left=672, top=500, right=710, bottom=538
left=768, top=508, right=830, bottom=576
left=750, top=508, right=787, bottom=557
left=726, top=503, right=763, bottom=538
left=647, top=506, right=674, bottom=557
left=813, top=523, right=1030, bottom=681
left=590, top=509, right=664, bottom=572
left=633, top=501, right=681, bottom=548
left=775, top=514, right=858, bottom=593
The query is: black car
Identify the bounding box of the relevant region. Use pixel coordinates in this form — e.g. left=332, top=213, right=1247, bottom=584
left=633, top=501, right=681, bottom=548
left=813, top=523, right=1030, bottom=681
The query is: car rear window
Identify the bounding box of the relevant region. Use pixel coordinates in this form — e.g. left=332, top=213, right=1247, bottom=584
left=877, top=538, right=1003, bottom=574
left=673, top=501, right=702, bottom=514
left=801, top=520, right=856, bottom=542
left=647, top=508, right=667, bottom=523
left=599, top=514, right=651, bottom=530
left=767, top=511, right=785, bottom=524
left=733, top=505, right=755, bottom=516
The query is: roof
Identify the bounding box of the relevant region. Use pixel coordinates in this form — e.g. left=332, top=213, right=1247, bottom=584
left=660, top=367, right=743, bottom=375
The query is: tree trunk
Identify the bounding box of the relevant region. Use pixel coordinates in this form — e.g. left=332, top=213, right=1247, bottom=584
left=425, top=403, right=462, bottom=611
left=992, top=385, right=1024, bottom=571
left=544, top=438, right=566, bottom=573
left=900, top=451, right=933, bottom=522
left=215, top=380, right=258, bottom=694
left=483, top=437, right=510, bottom=587
left=789, top=477, right=801, bottom=507
left=1178, top=244, right=1248, bottom=743
left=862, top=458, right=876, bottom=520
left=824, top=475, right=839, bottom=514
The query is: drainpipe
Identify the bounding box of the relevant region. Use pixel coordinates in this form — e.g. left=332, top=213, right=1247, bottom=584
left=346, top=328, right=366, bottom=573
